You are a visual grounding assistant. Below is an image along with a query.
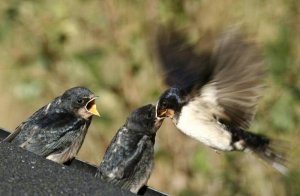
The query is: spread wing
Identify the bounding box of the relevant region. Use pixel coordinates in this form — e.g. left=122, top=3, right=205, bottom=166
left=197, top=30, right=264, bottom=129
left=153, top=25, right=213, bottom=88
left=154, top=26, right=264, bottom=129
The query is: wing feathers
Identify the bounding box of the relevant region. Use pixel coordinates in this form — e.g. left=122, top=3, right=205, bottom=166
left=200, top=29, right=264, bottom=129
left=153, top=25, right=212, bottom=88
left=154, top=25, right=264, bottom=129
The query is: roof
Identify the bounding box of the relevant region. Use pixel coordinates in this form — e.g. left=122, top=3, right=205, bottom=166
left=0, top=128, right=167, bottom=196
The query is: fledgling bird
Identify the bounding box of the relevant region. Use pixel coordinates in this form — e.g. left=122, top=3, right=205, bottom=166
left=3, top=86, right=100, bottom=164
left=153, top=26, right=287, bottom=174
left=95, top=104, right=163, bottom=194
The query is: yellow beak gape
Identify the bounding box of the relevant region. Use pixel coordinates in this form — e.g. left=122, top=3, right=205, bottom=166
left=88, top=103, right=100, bottom=117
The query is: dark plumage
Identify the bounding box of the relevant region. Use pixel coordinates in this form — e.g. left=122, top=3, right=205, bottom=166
left=3, top=86, right=100, bottom=164
left=153, top=26, right=287, bottom=174
left=96, top=104, right=163, bottom=193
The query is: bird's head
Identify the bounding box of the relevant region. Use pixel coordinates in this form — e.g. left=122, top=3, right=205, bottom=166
left=127, top=104, right=163, bottom=134
left=156, top=88, right=185, bottom=119
left=61, top=87, right=100, bottom=119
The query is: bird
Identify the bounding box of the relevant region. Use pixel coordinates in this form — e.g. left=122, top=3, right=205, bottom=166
left=153, top=26, right=287, bottom=174
left=95, top=104, right=163, bottom=194
left=3, top=86, right=100, bottom=164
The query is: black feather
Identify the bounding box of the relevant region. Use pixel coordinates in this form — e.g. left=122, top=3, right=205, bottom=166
left=4, top=87, right=96, bottom=164
left=96, top=104, right=163, bottom=194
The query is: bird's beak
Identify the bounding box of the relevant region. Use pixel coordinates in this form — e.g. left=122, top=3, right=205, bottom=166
left=86, top=96, right=100, bottom=117
left=155, top=101, right=175, bottom=119
left=157, top=109, right=175, bottom=119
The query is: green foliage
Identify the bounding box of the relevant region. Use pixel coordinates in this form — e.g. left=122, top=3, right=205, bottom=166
left=179, top=189, right=200, bottom=196
left=191, top=148, right=209, bottom=173
left=265, top=24, right=291, bottom=81
left=284, top=169, right=300, bottom=196
left=271, top=91, right=298, bottom=132
left=14, top=79, right=43, bottom=100
left=75, top=48, right=105, bottom=83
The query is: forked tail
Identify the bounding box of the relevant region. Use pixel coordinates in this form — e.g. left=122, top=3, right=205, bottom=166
left=231, top=127, right=288, bottom=174
left=248, top=138, right=288, bottom=174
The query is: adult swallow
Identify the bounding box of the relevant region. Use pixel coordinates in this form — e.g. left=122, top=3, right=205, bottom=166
left=154, top=26, right=287, bottom=174
left=96, top=104, right=163, bottom=193
left=4, top=86, right=100, bottom=164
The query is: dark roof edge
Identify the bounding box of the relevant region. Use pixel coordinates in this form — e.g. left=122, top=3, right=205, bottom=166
left=0, top=127, right=168, bottom=196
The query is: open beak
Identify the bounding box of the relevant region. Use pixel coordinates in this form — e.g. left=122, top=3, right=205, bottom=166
left=155, top=101, right=175, bottom=119
left=86, top=96, right=100, bottom=117
left=157, top=109, right=175, bottom=119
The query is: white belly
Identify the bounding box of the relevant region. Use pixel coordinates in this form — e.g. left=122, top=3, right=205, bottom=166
left=176, top=104, right=233, bottom=151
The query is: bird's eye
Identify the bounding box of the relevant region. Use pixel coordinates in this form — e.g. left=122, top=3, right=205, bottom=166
left=161, top=101, right=167, bottom=108
left=77, top=98, right=84, bottom=104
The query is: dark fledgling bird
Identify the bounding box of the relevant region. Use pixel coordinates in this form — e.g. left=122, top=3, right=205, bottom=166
left=96, top=104, right=163, bottom=193
left=153, top=26, right=287, bottom=174
left=3, top=86, right=100, bottom=164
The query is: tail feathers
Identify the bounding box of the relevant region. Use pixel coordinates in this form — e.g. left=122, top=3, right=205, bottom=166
left=229, top=126, right=288, bottom=174
left=250, top=141, right=288, bottom=174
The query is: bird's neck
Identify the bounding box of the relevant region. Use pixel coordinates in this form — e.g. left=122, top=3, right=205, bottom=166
left=172, top=112, right=181, bottom=125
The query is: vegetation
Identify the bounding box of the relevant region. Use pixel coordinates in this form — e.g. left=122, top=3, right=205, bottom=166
left=0, top=1, right=299, bottom=195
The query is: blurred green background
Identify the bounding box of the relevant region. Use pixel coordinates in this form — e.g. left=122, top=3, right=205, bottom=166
left=0, top=1, right=300, bottom=195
